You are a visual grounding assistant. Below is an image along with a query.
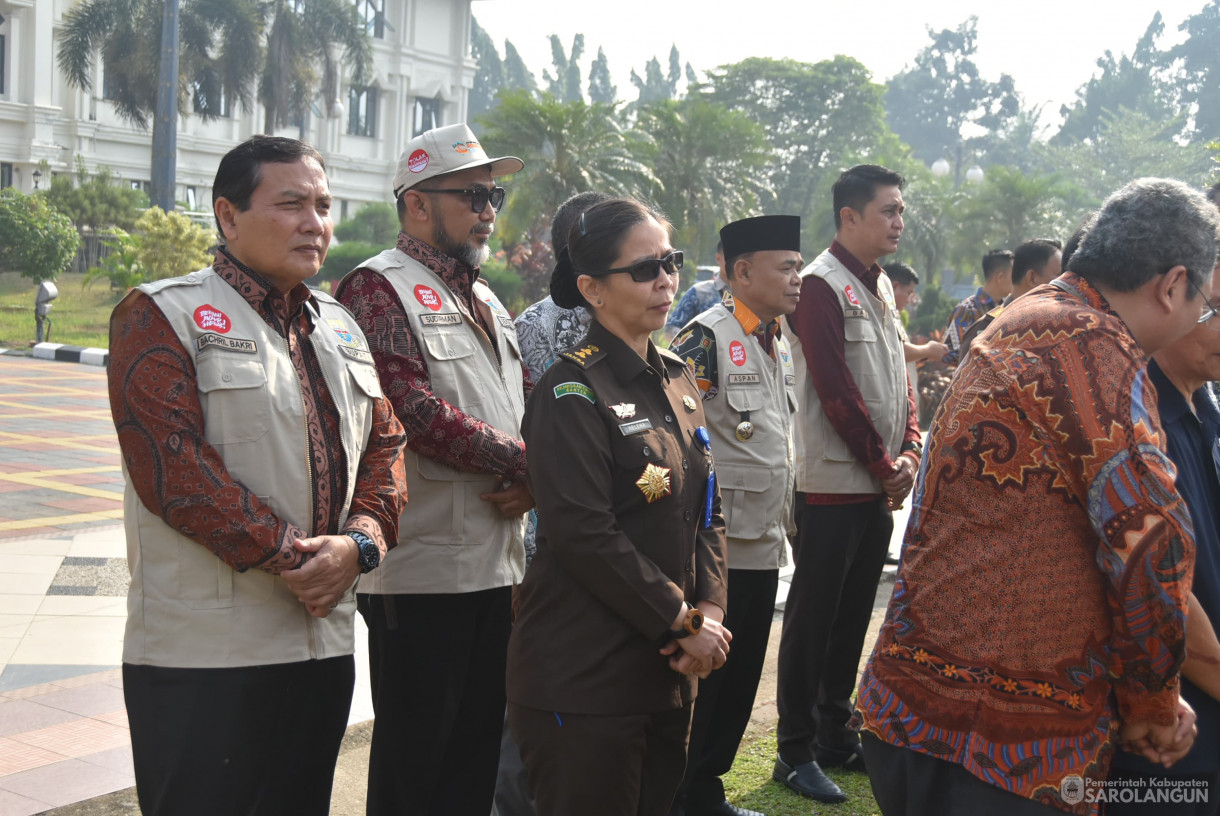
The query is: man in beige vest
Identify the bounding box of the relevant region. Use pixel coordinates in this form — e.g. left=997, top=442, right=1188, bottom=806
left=108, top=136, right=407, bottom=816
left=774, top=165, right=923, bottom=804
left=669, top=215, right=803, bottom=816
left=335, top=124, right=530, bottom=816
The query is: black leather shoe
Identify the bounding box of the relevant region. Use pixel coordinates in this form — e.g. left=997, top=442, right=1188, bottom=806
left=688, top=801, right=768, bottom=816
left=817, top=741, right=868, bottom=773
left=771, top=757, right=847, bottom=803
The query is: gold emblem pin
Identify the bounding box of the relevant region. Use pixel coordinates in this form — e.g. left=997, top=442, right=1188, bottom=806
left=682, top=395, right=697, bottom=412
left=635, top=463, right=672, bottom=503
left=735, top=421, right=754, bottom=441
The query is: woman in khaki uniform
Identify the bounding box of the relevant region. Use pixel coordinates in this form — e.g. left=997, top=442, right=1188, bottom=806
left=507, top=198, right=731, bottom=816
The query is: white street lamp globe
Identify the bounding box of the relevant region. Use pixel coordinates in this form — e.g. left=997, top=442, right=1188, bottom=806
left=931, top=158, right=951, bottom=178
left=965, top=164, right=985, bottom=184
left=330, top=100, right=345, bottom=119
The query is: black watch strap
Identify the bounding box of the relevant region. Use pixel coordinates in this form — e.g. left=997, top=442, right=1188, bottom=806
left=348, top=530, right=380, bottom=574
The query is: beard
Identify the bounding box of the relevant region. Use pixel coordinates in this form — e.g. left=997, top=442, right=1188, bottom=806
left=433, top=214, right=491, bottom=269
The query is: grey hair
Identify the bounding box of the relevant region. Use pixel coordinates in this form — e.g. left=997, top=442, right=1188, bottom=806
left=1070, top=178, right=1220, bottom=293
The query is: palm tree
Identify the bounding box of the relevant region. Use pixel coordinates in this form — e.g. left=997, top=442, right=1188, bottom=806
left=57, top=0, right=262, bottom=130
left=258, top=0, right=372, bottom=134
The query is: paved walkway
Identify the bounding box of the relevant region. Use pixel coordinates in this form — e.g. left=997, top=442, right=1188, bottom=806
left=0, top=353, right=905, bottom=815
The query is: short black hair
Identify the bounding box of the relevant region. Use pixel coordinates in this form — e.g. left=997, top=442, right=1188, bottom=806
left=981, top=249, right=1014, bottom=280
left=551, top=191, right=613, bottom=255
left=1209, top=180, right=1220, bottom=208
left=832, top=165, right=905, bottom=230
left=883, top=261, right=918, bottom=287
left=715, top=238, right=723, bottom=255
left=1061, top=223, right=1090, bottom=272
left=213, top=136, right=324, bottom=236
left=723, top=251, right=755, bottom=281
left=1011, top=239, right=1062, bottom=286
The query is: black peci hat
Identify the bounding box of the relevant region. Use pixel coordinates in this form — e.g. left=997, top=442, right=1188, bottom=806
left=719, top=215, right=801, bottom=258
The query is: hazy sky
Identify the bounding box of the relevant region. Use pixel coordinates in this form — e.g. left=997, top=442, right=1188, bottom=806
left=471, top=0, right=1207, bottom=132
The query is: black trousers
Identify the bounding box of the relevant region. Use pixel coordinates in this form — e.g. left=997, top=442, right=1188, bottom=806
left=1106, top=766, right=1220, bottom=816
left=676, top=568, right=778, bottom=813
left=358, top=586, right=512, bottom=816
left=776, top=498, right=892, bottom=764
left=862, top=733, right=1062, bottom=815
left=123, top=656, right=354, bottom=816
left=509, top=701, right=693, bottom=816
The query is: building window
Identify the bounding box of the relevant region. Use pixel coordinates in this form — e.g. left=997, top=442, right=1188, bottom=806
left=192, top=82, right=233, bottom=118
left=412, top=97, right=441, bottom=137
left=0, top=30, right=6, bottom=96
left=0, top=163, right=12, bottom=189
left=186, top=187, right=198, bottom=210
left=354, top=0, right=384, bottom=39
left=348, top=86, right=378, bottom=138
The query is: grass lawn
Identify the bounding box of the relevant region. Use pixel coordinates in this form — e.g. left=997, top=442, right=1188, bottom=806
left=0, top=271, right=122, bottom=349
left=723, top=731, right=881, bottom=816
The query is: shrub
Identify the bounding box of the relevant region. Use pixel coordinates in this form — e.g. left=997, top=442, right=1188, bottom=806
left=0, top=189, right=81, bottom=282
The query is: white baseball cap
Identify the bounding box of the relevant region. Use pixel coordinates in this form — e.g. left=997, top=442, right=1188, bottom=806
left=391, top=123, right=524, bottom=198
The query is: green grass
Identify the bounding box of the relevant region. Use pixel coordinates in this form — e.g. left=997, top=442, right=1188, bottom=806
left=723, top=731, right=881, bottom=816
left=0, top=271, right=122, bottom=349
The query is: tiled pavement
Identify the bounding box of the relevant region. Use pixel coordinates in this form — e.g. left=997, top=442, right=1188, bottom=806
left=0, top=353, right=905, bottom=815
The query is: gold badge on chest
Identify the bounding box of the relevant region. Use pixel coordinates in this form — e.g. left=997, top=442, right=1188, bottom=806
left=635, top=463, right=672, bottom=503
left=682, top=395, right=697, bottom=412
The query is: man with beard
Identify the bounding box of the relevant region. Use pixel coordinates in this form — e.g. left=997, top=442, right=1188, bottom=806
left=335, top=124, right=531, bottom=816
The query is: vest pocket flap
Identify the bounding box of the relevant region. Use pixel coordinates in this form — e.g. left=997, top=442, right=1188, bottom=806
left=844, top=318, right=877, bottom=342
left=196, top=358, right=267, bottom=393
left=726, top=385, right=765, bottom=412
left=422, top=331, right=478, bottom=361
left=417, top=453, right=495, bottom=482
left=347, top=362, right=383, bottom=399
left=722, top=463, right=771, bottom=493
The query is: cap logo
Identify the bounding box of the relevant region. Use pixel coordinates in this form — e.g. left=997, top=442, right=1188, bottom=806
left=194, top=304, right=231, bottom=333
left=414, top=284, right=442, bottom=312
left=844, top=284, right=861, bottom=306
left=454, top=140, right=482, bottom=154
left=407, top=149, right=429, bottom=173
left=729, top=340, right=747, bottom=366
left=453, top=142, right=469, bottom=154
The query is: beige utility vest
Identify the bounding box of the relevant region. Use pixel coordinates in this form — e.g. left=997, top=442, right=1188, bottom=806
left=124, top=268, right=382, bottom=668
left=350, top=249, right=526, bottom=594
left=692, top=303, right=797, bottom=570
left=784, top=250, right=907, bottom=494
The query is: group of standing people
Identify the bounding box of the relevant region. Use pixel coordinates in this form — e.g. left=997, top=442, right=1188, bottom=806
left=105, top=118, right=1220, bottom=816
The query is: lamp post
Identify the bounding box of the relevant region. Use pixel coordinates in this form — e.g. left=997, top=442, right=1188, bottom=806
left=930, top=142, right=984, bottom=189
left=31, top=169, right=41, bottom=190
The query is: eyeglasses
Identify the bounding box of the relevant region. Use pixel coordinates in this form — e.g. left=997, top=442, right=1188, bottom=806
left=589, top=251, right=684, bottom=283
left=1186, top=275, right=1218, bottom=324
left=414, top=186, right=506, bottom=214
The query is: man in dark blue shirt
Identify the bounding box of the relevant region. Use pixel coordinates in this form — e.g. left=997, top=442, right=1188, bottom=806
left=1108, top=266, right=1220, bottom=815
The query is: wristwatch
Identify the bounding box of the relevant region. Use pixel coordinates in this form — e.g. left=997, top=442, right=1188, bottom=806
left=348, top=530, right=380, bottom=574
left=666, top=605, right=704, bottom=640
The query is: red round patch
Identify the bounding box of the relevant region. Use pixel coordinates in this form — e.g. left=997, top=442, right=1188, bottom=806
left=414, top=285, right=443, bottom=312
left=844, top=284, right=861, bottom=306
left=193, top=304, right=231, bottom=333
left=729, top=340, right=747, bottom=366
left=407, top=149, right=429, bottom=173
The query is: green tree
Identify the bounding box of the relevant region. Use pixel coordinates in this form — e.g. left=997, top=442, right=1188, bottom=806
left=43, top=158, right=147, bottom=236
left=83, top=230, right=149, bottom=291
left=897, top=172, right=969, bottom=288
left=542, top=34, right=585, bottom=104
left=1172, top=1, right=1220, bottom=142
left=335, top=203, right=399, bottom=245
left=958, top=166, right=1070, bottom=254
left=504, top=41, right=539, bottom=97
left=631, top=45, right=687, bottom=104
left=588, top=47, right=617, bottom=104
left=1055, top=14, right=1177, bottom=144
left=469, top=18, right=505, bottom=119
left=636, top=98, right=772, bottom=259
left=57, top=0, right=262, bottom=130
left=884, top=17, right=1019, bottom=165
left=0, top=190, right=81, bottom=283
left=258, top=0, right=372, bottom=133
left=318, top=240, right=379, bottom=284
left=132, top=207, right=214, bottom=280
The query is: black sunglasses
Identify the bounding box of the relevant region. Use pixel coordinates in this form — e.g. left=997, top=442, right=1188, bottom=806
left=589, top=251, right=684, bottom=283
left=414, top=186, right=506, bottom=214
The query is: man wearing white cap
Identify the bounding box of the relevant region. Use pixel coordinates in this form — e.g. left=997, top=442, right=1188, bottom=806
left=335, top=124, right=530, bottom=816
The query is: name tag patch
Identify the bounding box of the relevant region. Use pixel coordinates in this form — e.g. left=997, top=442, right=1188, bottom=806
left=420, top=312, right=462, bottom=326
left=727, top=373, right=760, bottom=385
left=554, top=382, right=596, bottom=404
left=338, top=345, right=374, bottom=364
left=844, top=308, right=868, bottom=319
left=618, top=418, right=653, bottom=436
left=785, top=374, right=796, bottom=386
left=196, top=333, right=257, bottom=354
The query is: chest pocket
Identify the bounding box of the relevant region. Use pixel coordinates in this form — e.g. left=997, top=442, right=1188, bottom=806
left=196, top=356, right=270, bottom=444
left=345, top=362, right=382, bottom=452
left=726, top=384, right=766, bottom=413
left=612, top=427, right=669, bottom=472
left=420, top=329, right=484, bottom=411
left=844, top=316, right=877, bottom=343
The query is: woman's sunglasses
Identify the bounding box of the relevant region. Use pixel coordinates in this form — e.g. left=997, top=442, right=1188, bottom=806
left=414, top=186, right=507, bottom=214
left=590, top=251, right=684, bottom=283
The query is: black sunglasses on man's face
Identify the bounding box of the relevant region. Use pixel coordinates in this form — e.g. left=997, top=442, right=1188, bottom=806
left=590, top=251, right=684, bottom=283
left=414, top=185, right=506, bottom=214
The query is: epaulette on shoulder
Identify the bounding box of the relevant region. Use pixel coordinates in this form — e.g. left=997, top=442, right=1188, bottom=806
left=657, top=346, right=688, bottom=368
left=140, top=269, right=210, bottom=295
left=559, top=343, right=607, bottom=368
left=987, top=304, right=1006, bottom=319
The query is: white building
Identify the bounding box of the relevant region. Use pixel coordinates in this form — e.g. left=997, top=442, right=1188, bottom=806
left=0, top=0, right=476, bottom=222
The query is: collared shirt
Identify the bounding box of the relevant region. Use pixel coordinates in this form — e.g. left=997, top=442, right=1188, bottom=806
left=943, top=286, right=998, bottom=365
left=507, top=319, right=728, bottom=714
left=335, top=232, right=531, bottom=480
left=786, top=240, right=921, bottom=503
left=109, top=248, right=407, bottom=572
left=1113, top=360, right=1220, bottom=776
left=854, top=273, right=1195, bottom=815
left=666, top=276, right=728, bottom=330
left=513, top=295, right=592, bottom=383
left=669, top=289, right=779, bottom=401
